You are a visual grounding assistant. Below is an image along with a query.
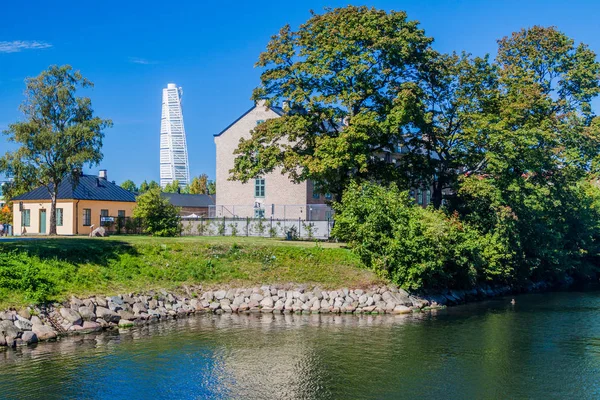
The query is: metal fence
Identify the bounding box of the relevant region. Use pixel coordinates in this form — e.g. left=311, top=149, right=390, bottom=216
left=208, top=204, right=334, bottom=221
left=181, top=217, right=333, bottom=240
left=100, top=215, right=334, bottom=240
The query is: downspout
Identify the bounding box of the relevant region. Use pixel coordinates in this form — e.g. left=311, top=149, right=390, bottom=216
left=75, top=200, right=80, bottom=235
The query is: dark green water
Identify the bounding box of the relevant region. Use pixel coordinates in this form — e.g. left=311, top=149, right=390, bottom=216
left=1, top=291, right=599, bottom=399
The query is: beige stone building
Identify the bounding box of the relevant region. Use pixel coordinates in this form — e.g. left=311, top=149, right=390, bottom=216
left=214, top=101, right=332, bottom=220
left=12, top=171, right=136, bottom=235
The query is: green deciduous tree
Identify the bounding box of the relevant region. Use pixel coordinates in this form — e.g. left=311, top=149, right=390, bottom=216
left=189, top=174, right=209, bottom=194
left=133, top=187, right=180, bottom=237
left=139, top=180, right=160, bottom=193
left=163, top=180, right=181, bottom=193
left=0, top=65, right=112, bottom=235
left=120, top=179, right=138, bottom=193
left=230, top=6, right=433, bottom=199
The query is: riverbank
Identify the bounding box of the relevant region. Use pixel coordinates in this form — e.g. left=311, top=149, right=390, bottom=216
left=0, top=236, right=380, bottom=308
left=0, top=280, right=556, bottom=348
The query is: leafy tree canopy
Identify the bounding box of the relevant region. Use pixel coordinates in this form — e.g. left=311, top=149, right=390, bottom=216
left=120, top=179, right=138, bottom=193
left=133, top=187, right=180, bottom=237
left=230, top=6, right=433, bottom=199
left=0, top=65, right=112, bottom=234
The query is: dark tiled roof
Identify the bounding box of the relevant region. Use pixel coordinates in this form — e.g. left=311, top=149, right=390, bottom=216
left=214, top=104, right=284, bottom=137
left=161, top=192, right=215, bottom=207
left=13, top=175, right=136, bottom=202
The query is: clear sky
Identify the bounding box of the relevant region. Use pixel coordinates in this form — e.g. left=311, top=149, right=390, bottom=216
left=1, top=0, right=599, bottom=185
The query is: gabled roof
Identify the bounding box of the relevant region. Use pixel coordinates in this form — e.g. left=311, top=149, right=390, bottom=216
left=214, top=104, right=284, bottom=137
left=161, top=192, right=215, bottom=207
left=13, top=175, right=136, bottom=202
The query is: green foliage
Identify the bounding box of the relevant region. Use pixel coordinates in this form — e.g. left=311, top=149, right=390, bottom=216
left=163, top=180, right=182, bottom=193
left=188, top=174, right=211, bottom=195
left=120, top=179, right=138, bottom=193
left=0, top=65, right=112, bottom=234
left=333, top=182, right=518, bottom=290
left=0, top=237, right=376, bottom=308
left=133, top=188, right=181, bottom=237
left=139, top=180, right=160, bottom=194
left=231, top=6, right=433, bottom=198
left=229, top=222, right=239, bottom=237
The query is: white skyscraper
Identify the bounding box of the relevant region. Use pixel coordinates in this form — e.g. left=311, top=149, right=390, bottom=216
left=160, top=83, right=190, bottom=188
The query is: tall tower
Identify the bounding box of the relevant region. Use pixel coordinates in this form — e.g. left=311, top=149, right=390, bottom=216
left=160, top=83, right=190, bottom=188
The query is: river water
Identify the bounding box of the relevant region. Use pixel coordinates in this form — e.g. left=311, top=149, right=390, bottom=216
left=0, top=291, right=599, bottom=399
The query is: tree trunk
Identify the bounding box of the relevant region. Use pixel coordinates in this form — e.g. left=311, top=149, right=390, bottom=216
left=49, top=188, right=58, bottom=235
left=431, top=181, right=444, bottom=209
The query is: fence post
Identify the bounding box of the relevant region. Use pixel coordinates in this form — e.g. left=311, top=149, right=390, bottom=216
left=246, top=217, right=249, bottom=236
left=298, top=217, right=301, bottom=239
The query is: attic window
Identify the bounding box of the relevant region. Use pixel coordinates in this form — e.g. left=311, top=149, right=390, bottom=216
left=256, top=120, right=265, bottom=125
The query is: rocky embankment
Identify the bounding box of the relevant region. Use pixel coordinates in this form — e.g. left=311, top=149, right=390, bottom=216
left=0, top=282, right=547, bottom=348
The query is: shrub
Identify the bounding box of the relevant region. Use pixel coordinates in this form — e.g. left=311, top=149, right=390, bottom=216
left=133, top=188, right=181, bottom=237
left=332, top=182, right=505, bottom=290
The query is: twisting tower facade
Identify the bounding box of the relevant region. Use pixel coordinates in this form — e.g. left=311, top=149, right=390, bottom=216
left=160, top=83, right=190, bottom=188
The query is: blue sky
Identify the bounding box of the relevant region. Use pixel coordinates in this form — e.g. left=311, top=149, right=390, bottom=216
left=1, top=0, right=599, bottom=185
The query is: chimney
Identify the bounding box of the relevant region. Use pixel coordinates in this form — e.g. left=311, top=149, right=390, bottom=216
left=98, top=170, right=107, bottom=180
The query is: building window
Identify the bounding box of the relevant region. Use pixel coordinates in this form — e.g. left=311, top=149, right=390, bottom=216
left=22, top=209, right=30, bottom=227
left=426, top=189, right=431, bottom=205
left=83, top=209, right=91, bottom=226
left=256, top=120, right=265, bottom=125
left=312, top=192, right=320, bottom=199
left=56, top=208, right=63, bottom=226
left=325, top=193, right=333, bottom=200
left=118, top=210, right=125, bottom=218
left=254, top=208, right=265, bottom=218
left=255, top=177, right=265, bottom=198
left=417, top=189, right=423, bottom=205
left=100, top=209, right=109, bottom=217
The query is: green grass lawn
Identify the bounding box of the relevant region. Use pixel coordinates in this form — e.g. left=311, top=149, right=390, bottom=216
left=0, top=236, right=381, bottom=308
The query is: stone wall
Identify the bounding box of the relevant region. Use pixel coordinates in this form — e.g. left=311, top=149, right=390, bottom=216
left=0, top=282, right=550, bottom=348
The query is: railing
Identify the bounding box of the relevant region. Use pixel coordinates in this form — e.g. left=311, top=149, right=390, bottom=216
left=180, top=216, right=334, bottom=240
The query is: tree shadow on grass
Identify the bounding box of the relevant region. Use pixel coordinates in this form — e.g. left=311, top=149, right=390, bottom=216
left=0, top=238, right=138, bottom=267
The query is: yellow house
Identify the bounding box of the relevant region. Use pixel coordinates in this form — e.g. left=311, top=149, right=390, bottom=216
left=12, top=170, right=136, bottom=236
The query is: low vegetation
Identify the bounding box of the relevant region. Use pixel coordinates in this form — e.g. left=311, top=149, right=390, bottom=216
left=333, top=181, right=600, bottom=291
left=0, top=236, right=378, bottom=308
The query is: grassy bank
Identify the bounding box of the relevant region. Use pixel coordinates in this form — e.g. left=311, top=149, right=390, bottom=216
left=0, top=236, right=380, bottom=308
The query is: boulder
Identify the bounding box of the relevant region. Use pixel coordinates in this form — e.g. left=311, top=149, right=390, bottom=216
left=0, top=320, right=20, bottom=338
left=0, top=311, right=15, bottom=321
left=32, top=325, right=57, bottom=341
left=118, top=319, right=134, bottom=328
left=70, top=296, right=84, bottom=309
left=21, top=331, right=38, bottom=345
left=89, top=226, right=107, bottom=237
left=392, top=305, right=412, bottom=314
left=78, top=306, right=96, bottom=321
left=60, top=308, right=82, bottom=326
left=118, top=310, right=135, bottom=321
left=132, top=302, right=147, bottom=314
left=14, top=318, right=32, bottom=331
left=96, top=306, right=120, bottom=323
left=18, top=308, right=31, bottom=320
left=260, top=297, right=274, bottom=308
left=81, top=321, right=102, bottom=332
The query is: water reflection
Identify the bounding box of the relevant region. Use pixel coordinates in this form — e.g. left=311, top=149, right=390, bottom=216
left=1, top=292, right=599, bottom=399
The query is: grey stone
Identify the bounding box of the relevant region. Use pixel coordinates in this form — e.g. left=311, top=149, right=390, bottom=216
left=260, top=297, right=274, bottom=308
left=133, top=302, right=147, bottom=314
left=70, top=296, right=84, bottom=308
left=96, top=306, right=120, bottom=323
left=392, top=305, right=412, bottom=314
left=149, top=299, right=158, bottom=309
left=14, top=318, right=32, bottom=331
left=18, top=308, right=31, bottom=320
left=0, top=311, right=15, bottom=321
left=60, top=308, right=82, bottom=326
left=96, top=297, right=108, bottom=308
left=118, top=310, right=135, bottom=320
left=109, top=296, right=124, bottom=305
left=250, top=293, right=264, bottom=302
left=78, top=306, right=96, bottom=321
left=214, top=290, right=226, bottom=300
left=32, top=325, right=57, bottom=341
left=118, top=319, right=135, bottom=328
left=209, top=302, right=220, bottom=310
left=0, top=321, right=20, bottom=337
left=30, top=316, right=43, bottom=326
left=81, top=321, right=102, bottom=333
